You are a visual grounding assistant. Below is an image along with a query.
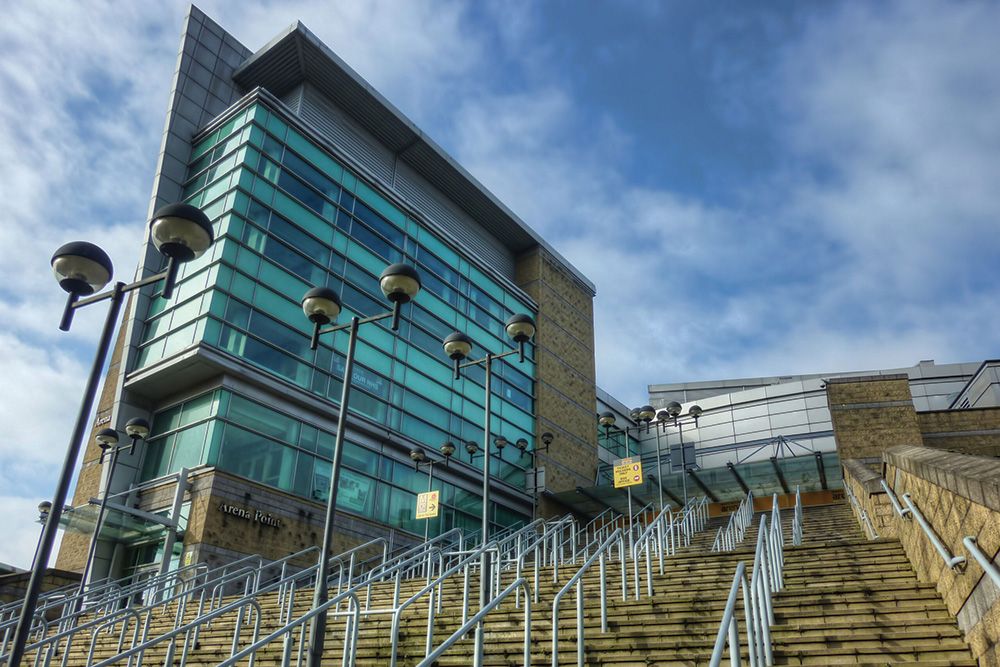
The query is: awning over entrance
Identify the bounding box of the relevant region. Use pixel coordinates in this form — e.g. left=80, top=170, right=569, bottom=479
left=547, top=451, right=843, bottom=520
left=45, top=501, right=176, bottom=543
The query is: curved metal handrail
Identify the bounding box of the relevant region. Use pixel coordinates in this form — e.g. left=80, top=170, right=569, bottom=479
left=415, top=578, right=530, bottom=667
left=901, top=493, right=965, bottom=571
left=550, top=529, right=622, bottom=667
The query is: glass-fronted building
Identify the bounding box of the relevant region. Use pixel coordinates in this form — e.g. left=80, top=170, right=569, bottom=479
left=56, top=7, right=599, bottom=583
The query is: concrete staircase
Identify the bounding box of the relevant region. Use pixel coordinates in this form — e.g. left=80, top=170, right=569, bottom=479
left=21, top=502, right=978, bottom=667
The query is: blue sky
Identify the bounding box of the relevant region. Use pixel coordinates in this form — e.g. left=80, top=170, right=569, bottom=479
left=2, top=0, right=999, bottom=569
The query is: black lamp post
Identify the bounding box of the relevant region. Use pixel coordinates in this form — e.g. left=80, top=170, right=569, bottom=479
left=8, top=204, right=212, bottom=667
left=441, top=313, right=535, bottom=650
left=410, top=442, right=454, bottom=543
left=79, top=418, right=150, bottom=601
left=301, top=263, right=421, bottom=667
left=663, top=401, right=703, bottom=507
left=32, top=503, right=52, bottom=571
left=514, top=432, right=551, bottom=521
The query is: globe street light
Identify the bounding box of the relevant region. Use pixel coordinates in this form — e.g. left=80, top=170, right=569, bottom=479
left=441, top=313, right=535, bottom=656
left=9, top=204, right=212, bottom=667
left=301, top=263, right=421, bottom=667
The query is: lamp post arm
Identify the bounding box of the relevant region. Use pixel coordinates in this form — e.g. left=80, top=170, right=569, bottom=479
left=69, top=265, right=175, bottom=313
left=317, top=310, right=393, bottom=337
left=458, top=345, right=524, bottom=370
left=9, top=282, right=125, bottom=667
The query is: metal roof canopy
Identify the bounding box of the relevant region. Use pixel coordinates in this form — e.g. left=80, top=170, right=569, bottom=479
left=232, top=23, right=595, bottom=295
left=551, top=451, right=843, bottom=520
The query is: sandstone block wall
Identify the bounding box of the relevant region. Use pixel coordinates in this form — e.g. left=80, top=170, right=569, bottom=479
left=841, top=458, right=897, bottom=540
left=918, top=408, right=1000, bottom=458
left=516, top=248, right=598, bottom=518
left=882, top=445, right=1000, bottom=667
left=826, top=375, right=923, bottom=460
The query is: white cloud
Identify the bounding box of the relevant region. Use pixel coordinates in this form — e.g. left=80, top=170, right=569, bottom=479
left=0, top=496, right=63, bottom=571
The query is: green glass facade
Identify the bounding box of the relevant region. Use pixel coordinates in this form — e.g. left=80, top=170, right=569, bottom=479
left=135, top=101, right=536, bottom=536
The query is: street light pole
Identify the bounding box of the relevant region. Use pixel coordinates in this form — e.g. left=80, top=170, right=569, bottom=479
left=79, top=419, right=149, bottom=603
left=515, top=432, right=551, bottom=522
left=8, top=204, right=213, bottom=667
left=410, top=442, right=455, bottom=543
left=663, top=402, right=703, bottom=508
left=301, top=263, right=421, bottom=667
left=442, top=313, right=536, bottom=655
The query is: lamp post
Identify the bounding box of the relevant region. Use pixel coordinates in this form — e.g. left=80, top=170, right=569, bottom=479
left=301, top=263, right=421, bottom=667
left=79, top=418, right=150, bottom=601
left=662, top=401, right=703, bottom=507
left=410, top=441, right=455, bottom=543
left=514, top=432, right=552, bottom=521
left=32, top=503, right=52, bottom=571
left=9, top=204, right=213, bottom=667
left=441, top=313, right=535, bottom=651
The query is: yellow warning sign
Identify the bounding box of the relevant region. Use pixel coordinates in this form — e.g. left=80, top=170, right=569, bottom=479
left=416, top=490, right=440, bottom=519
left=613, top=457, right=643, bottom=489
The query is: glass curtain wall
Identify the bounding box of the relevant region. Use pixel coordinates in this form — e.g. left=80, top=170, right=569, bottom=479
left=141, top=389, right=526, bottom=536
left=133, top=101, right=536, bottom=534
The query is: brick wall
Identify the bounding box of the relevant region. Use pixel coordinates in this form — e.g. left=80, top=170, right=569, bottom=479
left=882, top=445, right=1000, bottom=667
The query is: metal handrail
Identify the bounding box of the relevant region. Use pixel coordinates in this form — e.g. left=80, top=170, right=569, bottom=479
left=901, top=494, right=966, bottom=571
left=2, top=545, right=325, bottom=667
left=7, top=552, right=321, bottom=667
left=199, top=543, right=458, bottom=667
left=550, top=529, right=623, bottom=667
left=214, top=590, right=361, bottom=667
left=879, top=479, right=911, bottom=518
left=844, top=482, right=878, bottom=540
left=792, top=486, right=803, bottom=546
left=584, top=507, right=615, bottom=542
left=882, top=481, right=964, bottom=571
left=709, top=512, right=786, bottom=667
left=415, top=578, right=530, bottom=667
left=963, top=537, right=1000, bottom=590
left=362, top=528, right=463, bottom=583
left=709, top=561, right=752, bottom=667
left=632, top=505, right=683, bottom=599
left=713, top=490, right=754, bottom=552
left=388, top=542, right=500, bottom=667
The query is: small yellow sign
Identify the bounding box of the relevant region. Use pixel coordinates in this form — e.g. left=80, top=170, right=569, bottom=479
left=416, top=490, right=440, bottom=519
left=613, top=457, right=643, bottom=489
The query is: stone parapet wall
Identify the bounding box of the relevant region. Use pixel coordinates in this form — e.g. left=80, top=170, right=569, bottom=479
left=917, top=408, right=1000, bottom=458
left=842, top=458, right=897, bottom=540
left=882, top=445, right=1000, bottom=667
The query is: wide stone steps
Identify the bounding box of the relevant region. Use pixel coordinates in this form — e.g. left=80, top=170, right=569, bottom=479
left=22, top=502, right=979, bottom=667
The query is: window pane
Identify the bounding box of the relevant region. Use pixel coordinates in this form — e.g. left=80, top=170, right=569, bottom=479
left=218, top=424, right=296, bottom=491
left=227, top=395, right=300, bottom=443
